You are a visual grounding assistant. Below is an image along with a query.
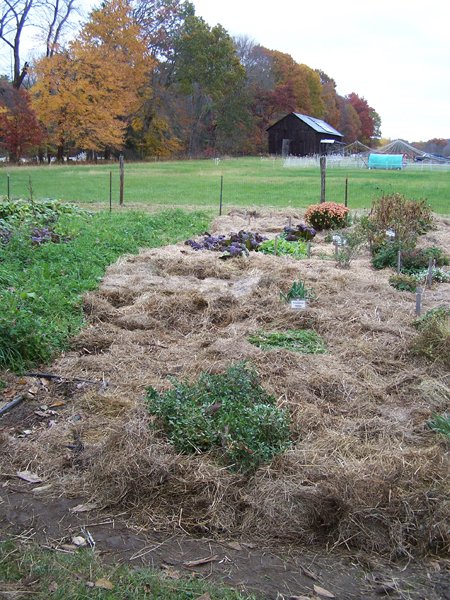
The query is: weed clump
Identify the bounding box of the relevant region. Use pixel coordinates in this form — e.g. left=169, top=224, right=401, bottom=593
left=411, top=306, right=450, bottom=367
left=146, top=362, right=291, bottom=473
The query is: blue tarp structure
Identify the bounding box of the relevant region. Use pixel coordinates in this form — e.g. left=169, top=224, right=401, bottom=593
left=368, top=154, right=403, bottom=170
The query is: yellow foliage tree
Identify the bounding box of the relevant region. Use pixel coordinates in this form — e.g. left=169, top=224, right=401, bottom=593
left=32, top=0, right=152, bottom=159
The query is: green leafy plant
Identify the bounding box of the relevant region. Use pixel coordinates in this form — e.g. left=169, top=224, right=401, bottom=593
left=146, top=362, right=291, bottom=473
left=427, top=413, right=450, bottom=440
left=280, top=278, right=316, bottom=301
left=389, top=273, right=418, bottom=292
left=258, top=237, right=308, bottom=258
left=248, top=329, right=326, bottom=354
left=304, top=202, right=350, bottom=230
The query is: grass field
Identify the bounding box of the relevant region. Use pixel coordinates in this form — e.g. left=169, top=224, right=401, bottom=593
left=1, top=157, right=449, bottom=214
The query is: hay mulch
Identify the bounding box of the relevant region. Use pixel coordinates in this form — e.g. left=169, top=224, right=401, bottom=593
left=2, top=209, right=449, bottom=560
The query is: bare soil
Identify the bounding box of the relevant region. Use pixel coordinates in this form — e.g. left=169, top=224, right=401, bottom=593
left=1, top=209, right=449, bottom=599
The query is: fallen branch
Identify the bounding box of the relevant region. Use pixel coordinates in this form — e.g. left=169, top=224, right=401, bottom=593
left=25, top=372, right=100, bottom=385
left=0, top=395, right=25, bottom=417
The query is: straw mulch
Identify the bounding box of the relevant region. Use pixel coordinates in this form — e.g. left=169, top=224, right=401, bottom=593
left=2, top=209, right=449, bottom=559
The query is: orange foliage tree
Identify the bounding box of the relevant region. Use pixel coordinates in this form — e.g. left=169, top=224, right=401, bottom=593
left=32, top=0, right=152, bottom=160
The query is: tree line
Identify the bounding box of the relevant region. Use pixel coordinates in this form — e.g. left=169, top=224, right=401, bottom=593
left=0, top=0, right=383, bottom=163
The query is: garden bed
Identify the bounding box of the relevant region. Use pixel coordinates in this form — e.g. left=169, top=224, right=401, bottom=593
left=1, top=209, right=449, bottom=561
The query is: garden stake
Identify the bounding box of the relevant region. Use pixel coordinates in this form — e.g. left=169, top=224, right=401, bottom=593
left=415, top=287, right=423, bottom=316
left=397, top=250, right=402, bottom=274
left=426, top=257, right=434, bottom=288
left=109, top=171, right=112, bottom=212
left=344, top=177, right=348, bottom=207
left=7, top=174, right=10, bottom=199
left=219, top=175, right=223, bottom=216
left=307, top=241, right=311, bottom=258
left=119, top=154, right=124, bottom=206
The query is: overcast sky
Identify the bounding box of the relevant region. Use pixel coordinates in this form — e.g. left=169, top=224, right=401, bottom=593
left=192, top=0, right=450, bottom=142
left=3, top=0, right=448, bottom=142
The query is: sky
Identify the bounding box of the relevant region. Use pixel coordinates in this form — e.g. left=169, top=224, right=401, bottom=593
left=191, top=0, right=450, bottom=142
left=2, top=0, right=449, bottom=142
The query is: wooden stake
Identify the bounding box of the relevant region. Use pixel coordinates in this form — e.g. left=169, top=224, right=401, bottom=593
left=119, top=154, right=124, bottom=206
left=320, top=156, right=326, bottom=203
left=415, top=287, right=423, bottom=316
left=397, top=250, right=402, bottom=274
left=427, top=257, right=434, bottom=288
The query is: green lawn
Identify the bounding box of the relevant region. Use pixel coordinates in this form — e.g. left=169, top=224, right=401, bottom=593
left=2, top=157, right=449, bottom=214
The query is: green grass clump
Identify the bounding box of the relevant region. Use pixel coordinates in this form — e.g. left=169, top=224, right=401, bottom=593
left=0, top=208, right=209, bottom=371
left=248, top=329, right=326, bottom=354
left=410, top=306, right=450, bottom=368
left=0, top=539, right=256, bottom=599
left=427, top=413, right=450, bottom=440
left=146, top=362, right=291, bottom=473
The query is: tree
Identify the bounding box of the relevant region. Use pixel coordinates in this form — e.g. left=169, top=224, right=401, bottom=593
left=32, top=0, right=151, bottom=160
left=316, top=70, right=340, bottom=130
left=0, top=0, right=79, bottom=88
left=0, top=79, right=42, bottom=161
left=338, top=97, right=361, bottom=143
left=346, top=92, right=380, bottom=144
left=171, top=15, right=246, bottom=155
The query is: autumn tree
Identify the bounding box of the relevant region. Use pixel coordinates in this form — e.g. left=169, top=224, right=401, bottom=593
left=316, top=70, right=340, bottom=130
left=338, top=97, right=361, bottom=143
left=32, top=0, right=151, bottom=160
left=0, top=79, right=42, bottom=161
left=346, top=92, right=381, bottom=144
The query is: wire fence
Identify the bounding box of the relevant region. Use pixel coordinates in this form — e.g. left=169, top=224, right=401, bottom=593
left=1, top=157, right=449, bottom=215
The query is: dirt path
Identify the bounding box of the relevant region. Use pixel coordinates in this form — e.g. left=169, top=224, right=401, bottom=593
left=1, top=484, right=448, bottom=600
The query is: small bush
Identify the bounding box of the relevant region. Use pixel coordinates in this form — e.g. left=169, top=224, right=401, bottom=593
left=389, top=273, right=417, bottom=292
left=146, top=362, right=291, bottom=473
left=305, top=202, right=350, bottom=231
left=368, top=193, right=433, bottom=251
left=401, top=247, right=449, bottom=273
left=248, top=329, right=326, bottom=354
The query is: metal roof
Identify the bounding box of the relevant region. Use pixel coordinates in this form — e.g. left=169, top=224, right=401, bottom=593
left=293, top=113, right=343, bottom=137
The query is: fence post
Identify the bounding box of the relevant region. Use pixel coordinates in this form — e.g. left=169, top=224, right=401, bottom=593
left=427, top=257, right=434, bottom=288
left=320, top=156, right=326, bottom=203
left=119, top=154, right=124, bottom=206
left=219, top=175, right=223, bottom=216
left=397, top=250, right=402, bottom=274
left=109, top=171, right=112, bottom=212
left=344, top=177, right=348, bottom=207
left=7, top=174, right=10, bottom=199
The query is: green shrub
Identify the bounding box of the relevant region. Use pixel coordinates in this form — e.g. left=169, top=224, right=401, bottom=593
left=146, top=362, right=291, bottom=473
left=389, top=273, right=418, bottom=292
left=304, top=202, right=350, bottom=231
left=248, top=329, right=326, bottom=354
left=401, top=247, right=449, bottom=273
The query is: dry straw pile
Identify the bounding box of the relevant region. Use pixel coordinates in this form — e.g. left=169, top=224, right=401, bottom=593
left=2, top=209, right=449, bottom=559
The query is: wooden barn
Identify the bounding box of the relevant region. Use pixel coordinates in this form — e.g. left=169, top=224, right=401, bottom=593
left=267, top=113, right=344, bottom=156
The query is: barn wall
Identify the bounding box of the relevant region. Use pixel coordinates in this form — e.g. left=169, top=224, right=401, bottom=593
left=268, top=114, right=341, bottom=156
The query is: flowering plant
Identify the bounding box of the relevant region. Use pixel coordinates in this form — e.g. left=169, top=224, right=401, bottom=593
left=305, top=202, right=350, bottom=230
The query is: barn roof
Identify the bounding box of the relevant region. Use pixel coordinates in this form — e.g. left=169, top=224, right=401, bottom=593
left=293, top=114, right=343, bottom=137
left=267, top=113, right=343, bottom=138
